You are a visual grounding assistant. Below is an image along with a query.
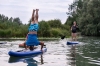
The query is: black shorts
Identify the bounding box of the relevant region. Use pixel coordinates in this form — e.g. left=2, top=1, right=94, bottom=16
left=72, top=30, right=77, bottom=33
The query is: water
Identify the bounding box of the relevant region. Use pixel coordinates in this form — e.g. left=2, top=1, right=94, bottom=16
left=76, top=37, right=100, bottom=66
left=0, top=37, right=100, bottom=66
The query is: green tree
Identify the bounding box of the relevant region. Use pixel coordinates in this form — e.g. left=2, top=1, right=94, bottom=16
left=48, top=19, right=62, bottom=28
left=66, top=0, right=100, bottom=36
left=38, top=20, right=51, bottom=37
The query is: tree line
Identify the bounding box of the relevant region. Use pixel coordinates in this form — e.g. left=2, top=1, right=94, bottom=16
left=2, top=0, right=99, bottom=38
left=65, top=0, right=100, bottom=36
left=0, top=14, right=70, bottom=38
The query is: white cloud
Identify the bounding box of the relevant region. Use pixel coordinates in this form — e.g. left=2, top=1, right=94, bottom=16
left=0, top=0, right=73, bottom=24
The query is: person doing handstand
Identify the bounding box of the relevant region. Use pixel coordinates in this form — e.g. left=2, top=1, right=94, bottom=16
left=25, top=9, right=44, bottom=51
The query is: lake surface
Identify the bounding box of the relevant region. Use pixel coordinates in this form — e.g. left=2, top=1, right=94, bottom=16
left=0, top=37, right=100, bottom=66
left=76, top=37, right=100, bottom=66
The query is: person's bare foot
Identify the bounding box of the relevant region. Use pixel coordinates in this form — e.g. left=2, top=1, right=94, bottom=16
left=33, top=9, right=35, bottom=12
left=36, top=9, right=39, bottom=11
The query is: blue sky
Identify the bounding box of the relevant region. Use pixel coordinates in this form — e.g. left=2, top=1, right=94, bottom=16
left=0, top=0, right=73, bottom=24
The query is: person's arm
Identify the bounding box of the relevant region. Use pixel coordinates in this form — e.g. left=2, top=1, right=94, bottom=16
left=76, top=25, right=78, bottom=28
left=31, top=9, right=35, bottom=24
left=76, top=25, right=79, bottom=31
left=71, top=26, right=72, bottom=31
left=35, top=9, right=39, bottom=23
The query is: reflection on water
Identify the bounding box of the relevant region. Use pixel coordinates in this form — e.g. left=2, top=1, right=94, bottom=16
left=25, top=55, right=44, bottom=66
left=67, top=45, right=76, bottom=66
left=8, top=54, right=44, bottom=66
left=25, top=58, right=37, bottom=66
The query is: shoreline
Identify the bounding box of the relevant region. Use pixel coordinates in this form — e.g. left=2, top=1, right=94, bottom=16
left=0, top=37, right=60, bottom=40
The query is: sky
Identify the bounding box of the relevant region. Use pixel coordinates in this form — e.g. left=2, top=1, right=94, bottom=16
left=0, top=0, right=73, bottom=24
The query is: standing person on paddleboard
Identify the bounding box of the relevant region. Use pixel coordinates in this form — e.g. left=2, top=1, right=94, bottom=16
left=25, top=9, right=44, bottom=51
left=71, top=21, right=78, bottom=41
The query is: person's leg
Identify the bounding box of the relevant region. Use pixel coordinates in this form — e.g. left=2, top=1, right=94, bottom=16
left=34, top=9, right=39, bottom=23
left=39, top=41, right=44, bottom=51
left=31, top=9, right=35, bottom=23
left=73, top=33, right=76, bottom=41
left=74, top=33, right=77, bottom=41
left=71, top=33, right=74, bottom=41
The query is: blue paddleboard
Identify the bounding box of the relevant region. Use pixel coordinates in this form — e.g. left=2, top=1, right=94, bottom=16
left=8, top=47, right=47, bottom=57
left=67, top=41, right=79, bottom=45
left=0, top=41, right=7, bottom=44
